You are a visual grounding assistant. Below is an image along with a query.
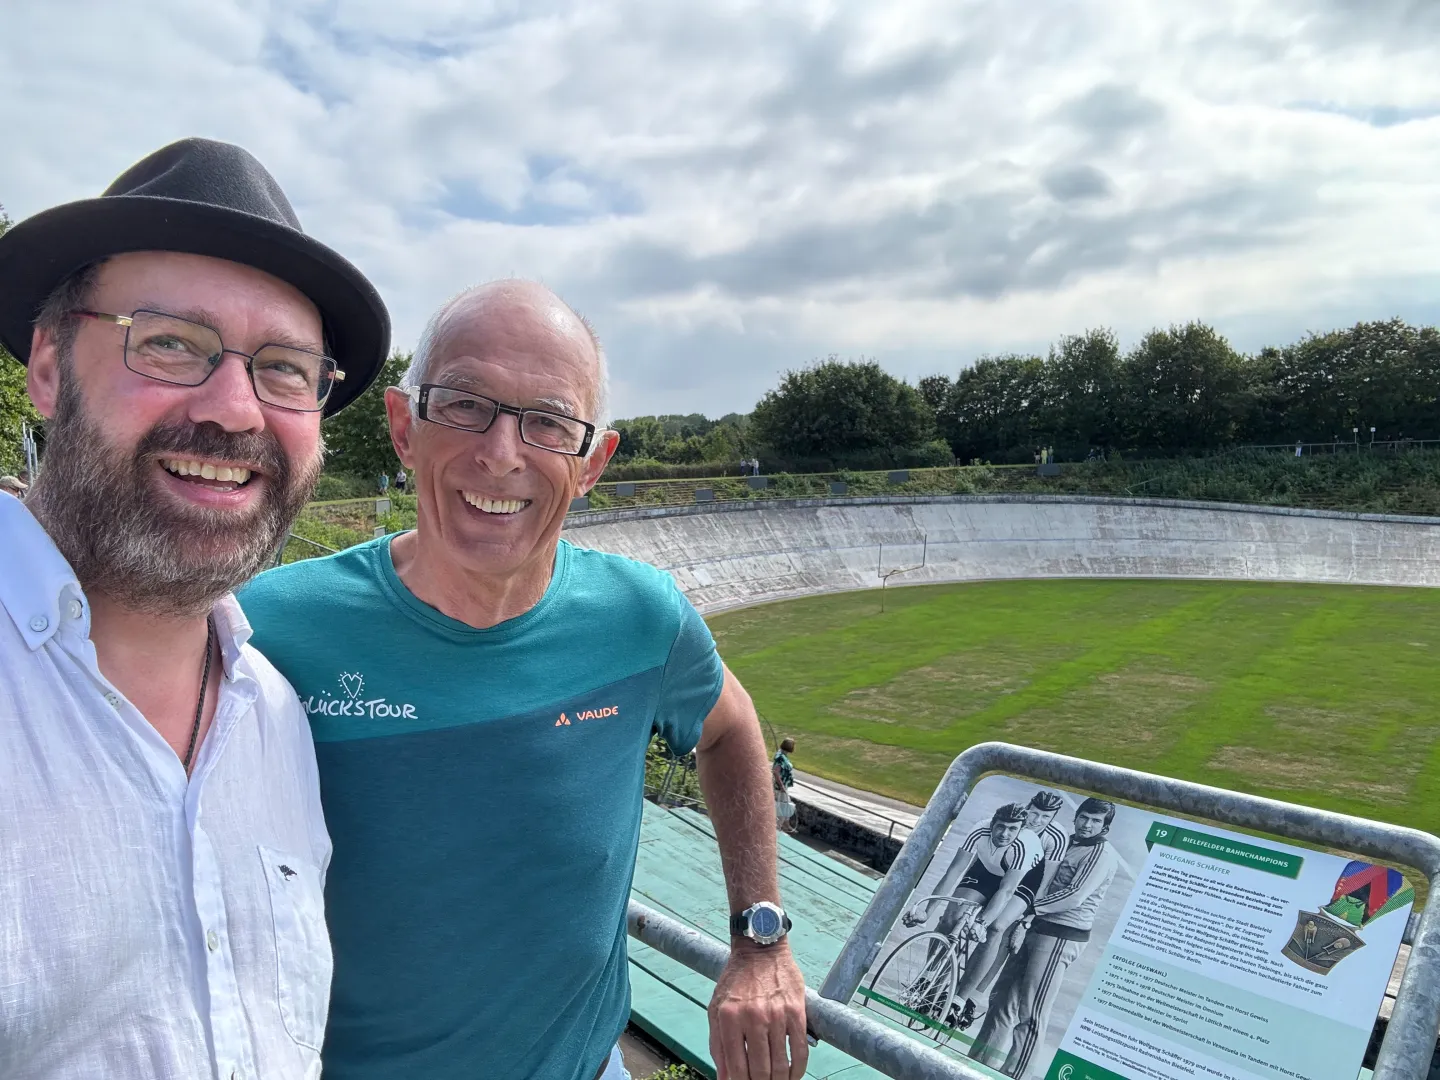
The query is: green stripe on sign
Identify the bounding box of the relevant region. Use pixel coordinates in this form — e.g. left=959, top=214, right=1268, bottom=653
left=854, top=985, right=975, bottom=1045
left=1044, top=1048, right=1130, bottom=1080
left=1145, top=822, right=1303, bottom=878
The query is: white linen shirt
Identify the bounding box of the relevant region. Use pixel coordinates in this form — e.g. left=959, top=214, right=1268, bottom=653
left=0, top=492, right=332, bottom=1080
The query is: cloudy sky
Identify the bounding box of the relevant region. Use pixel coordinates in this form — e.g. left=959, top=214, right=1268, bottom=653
left=4, top=0, right=1440, bottom=420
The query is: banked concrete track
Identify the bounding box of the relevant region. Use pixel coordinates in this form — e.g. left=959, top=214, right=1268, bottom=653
left=562, top=495, right=1440, bottom=614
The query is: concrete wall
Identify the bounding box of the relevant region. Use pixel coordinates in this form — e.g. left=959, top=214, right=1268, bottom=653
left=791, top=798, right=903, bottom=873
left=562, top=495, right=1440, bottom=613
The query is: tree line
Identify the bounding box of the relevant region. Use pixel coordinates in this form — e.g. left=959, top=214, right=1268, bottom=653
left=613, top=319, right=1440, bottom=471
left=929, top=320, right=1440, bottom=464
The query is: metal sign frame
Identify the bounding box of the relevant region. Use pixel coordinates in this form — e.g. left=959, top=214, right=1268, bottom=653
left=819, top=742, right=1440, bottom=1080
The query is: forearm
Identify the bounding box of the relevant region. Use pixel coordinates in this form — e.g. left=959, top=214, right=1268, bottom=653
left=696, top=672, right=781, bottom=943
left=981, top=878, right=1021, bottom=923
left=691, top=670, right=810, bottom=1080
left=931, top=853, right=968, bottom=900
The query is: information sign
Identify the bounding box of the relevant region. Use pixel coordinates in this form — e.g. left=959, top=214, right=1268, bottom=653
left=852, top=775, right=1411, bottom=1080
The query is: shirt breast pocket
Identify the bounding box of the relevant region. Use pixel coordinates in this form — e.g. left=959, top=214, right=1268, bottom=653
left=258, top=845, right=333, bottom=1050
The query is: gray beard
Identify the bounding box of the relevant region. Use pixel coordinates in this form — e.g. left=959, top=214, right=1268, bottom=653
left=26, top=371, right=322, bottom=618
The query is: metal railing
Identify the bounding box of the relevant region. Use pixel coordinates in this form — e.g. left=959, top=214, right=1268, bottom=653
left=1240, top=439, right=1440, bottom=455
left=627, top=901, right=984, bottom=1080
left=790, top=778, right=914, bottom=842
left=272, top=531, right=339, bottom=566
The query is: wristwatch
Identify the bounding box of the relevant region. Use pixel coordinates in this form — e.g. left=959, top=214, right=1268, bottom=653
left=730, top=901, right=792, bottom=946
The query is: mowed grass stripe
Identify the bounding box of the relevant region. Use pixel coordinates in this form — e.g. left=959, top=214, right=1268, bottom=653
left=709, top=580, right=1440, bottom=836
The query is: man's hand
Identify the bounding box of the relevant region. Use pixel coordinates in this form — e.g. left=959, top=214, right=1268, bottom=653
left=1007, top=920, right=1027, bottom=953
left=970, top=919, right=988, bottom=945
left=708, top=943, right=809, bottom=1080
left=900, top=905, right=927, bottom=928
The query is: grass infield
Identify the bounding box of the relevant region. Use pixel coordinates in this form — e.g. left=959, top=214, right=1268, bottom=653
left=708, top=579, right=1440, bottom=838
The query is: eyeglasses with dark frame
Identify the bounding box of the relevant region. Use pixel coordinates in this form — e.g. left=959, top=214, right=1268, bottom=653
left=69, top=309, right=345, bottom=413
left=407, top=383, right=596, bottom=457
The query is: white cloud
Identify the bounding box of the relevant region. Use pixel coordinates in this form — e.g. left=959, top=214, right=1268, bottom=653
left=3, top=0, right=1440, bottom=418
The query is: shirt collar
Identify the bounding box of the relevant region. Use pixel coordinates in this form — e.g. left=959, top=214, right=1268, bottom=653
left=0, top=493, right=86, bottom=649
left=0, top=491, right=253, bottom=677
left=210, top=593, right=252, bottom=681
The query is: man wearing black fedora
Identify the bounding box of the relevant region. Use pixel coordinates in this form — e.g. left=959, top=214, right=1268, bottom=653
left=0, top=137, right=389, bottom=1080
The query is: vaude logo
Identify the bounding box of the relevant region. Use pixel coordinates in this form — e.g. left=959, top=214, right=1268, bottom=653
left=555, top=705, right=620, bottom=727
left=303, top=671, right=419, bottom=721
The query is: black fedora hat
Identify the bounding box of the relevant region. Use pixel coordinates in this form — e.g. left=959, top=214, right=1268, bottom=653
left=0, top=137, right=389, bottom=415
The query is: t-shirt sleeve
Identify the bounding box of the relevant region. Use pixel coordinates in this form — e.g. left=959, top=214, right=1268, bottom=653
left=652, top=587, right=724, bottom=756
left=1001, top=842, right=1023, bottom=872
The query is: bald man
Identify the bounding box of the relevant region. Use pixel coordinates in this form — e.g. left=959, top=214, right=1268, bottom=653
left=240, top=281, right=808, bottom=1080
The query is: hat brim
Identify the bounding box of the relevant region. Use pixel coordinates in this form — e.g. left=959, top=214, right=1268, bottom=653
left=0, top=196, right=390, bottom=415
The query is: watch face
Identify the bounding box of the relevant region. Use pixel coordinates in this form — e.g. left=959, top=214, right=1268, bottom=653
left=751, top=906, right=782, bottom=939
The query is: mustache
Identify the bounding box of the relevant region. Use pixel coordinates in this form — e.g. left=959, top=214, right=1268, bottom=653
left=137, top=420, right=289, bottom=479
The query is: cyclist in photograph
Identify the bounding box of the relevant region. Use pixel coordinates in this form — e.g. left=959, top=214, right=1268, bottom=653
left=970, top=798, right=1121, bottom=1078
left=941, top=788, right=1074, bottom=1027
left=903, top=803, right=1041, bottom=929
left=1025, top=790, right=1070, bottom=863
left=902, top=801, right=1043, bottom=1028
left=944, top=791, right=1068, bottom=1028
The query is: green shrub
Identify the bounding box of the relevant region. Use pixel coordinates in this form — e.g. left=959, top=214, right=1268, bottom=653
left=645, top=735, right=703, bottom=807
left=313, top=473, right=378, bottom=501
left=900, top=439, right=956, bottom=468
left=640, top=1066, right=706, bottom=1080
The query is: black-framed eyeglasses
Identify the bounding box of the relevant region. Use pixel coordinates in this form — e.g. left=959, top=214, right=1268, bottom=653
left=408, top=383, right=596, bottom=457
left=71, top=309, right=344, bottom=413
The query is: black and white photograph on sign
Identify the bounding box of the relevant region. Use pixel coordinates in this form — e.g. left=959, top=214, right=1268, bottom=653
left=853, top=774, right=1147, bottom=1078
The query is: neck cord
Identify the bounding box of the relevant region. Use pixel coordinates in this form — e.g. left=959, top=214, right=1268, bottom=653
left=183, top=616, right=215, bottom=775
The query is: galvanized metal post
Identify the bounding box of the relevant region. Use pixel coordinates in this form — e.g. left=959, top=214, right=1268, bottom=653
left=819, top=742, right=1440, bottom=1080
left=21, top=419, right=39, bottom=481
left=627, top=901, right=994, bottom=1080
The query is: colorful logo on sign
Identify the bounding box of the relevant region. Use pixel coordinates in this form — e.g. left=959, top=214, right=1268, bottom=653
left=1324, top=861, right=1415, bottom=928
left=1281, top=860, right=1413, bottom=975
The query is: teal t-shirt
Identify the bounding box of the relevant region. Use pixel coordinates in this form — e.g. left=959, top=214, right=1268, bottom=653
left=238, top=537, right=725, bottom=1080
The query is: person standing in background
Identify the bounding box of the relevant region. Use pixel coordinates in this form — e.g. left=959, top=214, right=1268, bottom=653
left=773, top=737, right=797, bottom=833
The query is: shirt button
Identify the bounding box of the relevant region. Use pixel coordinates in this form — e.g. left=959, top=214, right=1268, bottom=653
left=104, top=692, right=121, bottom=708
left=207, top=929, right=219, bottom=952
left=67, top=599, right=83, bottom=619
left=28, top=615, right=48, bottom=633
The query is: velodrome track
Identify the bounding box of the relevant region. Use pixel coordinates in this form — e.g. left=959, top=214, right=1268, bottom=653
left=562, top=494, right=1440, bottom=613
left=588, top=494, right=1436, bottom=1073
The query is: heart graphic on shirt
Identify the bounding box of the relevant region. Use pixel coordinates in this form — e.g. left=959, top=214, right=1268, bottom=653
left=338, top=672, right=364, bottom=700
